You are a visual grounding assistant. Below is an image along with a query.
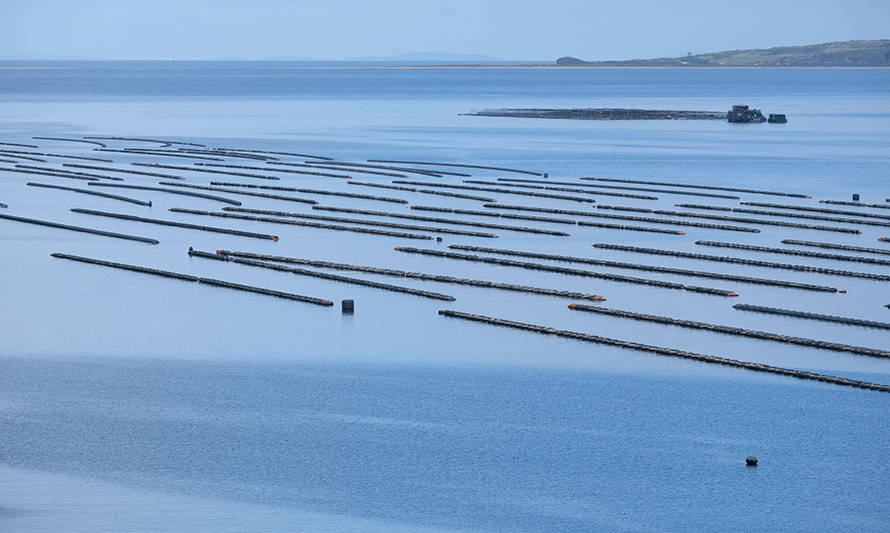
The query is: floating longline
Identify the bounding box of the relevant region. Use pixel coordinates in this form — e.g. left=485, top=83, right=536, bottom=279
left=175, top=148, right=274, bottom=161
left=411, top=205, right=575, bottom=224
left=580, top=177, right=810, bottom=198
left=170, top=208, right=434, bottom=240
left=202, top=162, right=350, bottom=179
left=732, top=304, right=890, bottom=330
left=208, top=181, right=408, bottom=204
left=189, top=249, right=456, bottom=301
left=437, top=310, right=890, bottom=392
left=781, top=239, right=890, bottom=257
left=314, top=161, right=463, bottom=177
left=368, top=159, right=544, bottom=176
left=313, top=205, right=570, bottom=236
left=215, top=249, right=606, bottom=301
left=63, top=163, right=186, bottom=180
left=395, top=246, right=738, bottom=297
left=470, top=179, right=658, bottom=200
left=0, top=153, right=47, bottom=162
left=740, top=201, right=890, bottom=222
left=52, top=253, right=331, bottom=305
left=675, top=203, right=890, bottom=228
left=96, top=148, right=223, bottom=161
left=71, top=208, right=278, bottom=240
left=84, top=136, right=206, bottom=148
left=27, top=182, right=152, bottom=206
left=87, top=182, right=241, bottom=205
left=694, top=240, right=890, bottom=266
left=266, top=161, right=406, bottom=178
left=483, top=203, right=757, bottom=232
left=0, top=166, right=100, bottom=182
left=417, top=200, right=682, bottom=234
left=348, top=181, right=496, bottom=202
left=15, top=164, right=124, bottom=181
left=210, top=148, right=332, bottom=160
left=157, top=181, right=318, bottom=204
left=0, top=212, right=157, bottom=244
left=0, top=150, right=113, bottom=163
left=448, top=244, right=837, bottom=292
left=573, top=179, right=740, bottom=199
left=130, top=162, right=280, bottom=181
left=494, top=178, right=664, bottom=200
left=33, top=136, right=107, bottom=148
left=220, top=207, right=498, bottom=238
left=578, top=221, right=686, bottom=235
left=821, top=199, right=890, bottom=211
left=0, top=142, right=39, bottom=149
left=567, top=304, right=890, bottom=358
left=592, top=243, right=882, bottom=282
left=596, top=204, right=861, bottom=234
left=392, top=180, right=599, bottom=204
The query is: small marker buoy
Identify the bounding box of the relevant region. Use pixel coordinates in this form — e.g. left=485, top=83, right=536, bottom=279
left=342, top=299, right=354, bottom=313
left=436, top=236, right=443, bottom=242
left=746, top=456, right=758, bottom=466
left=853, top=193, right=860, bottom=201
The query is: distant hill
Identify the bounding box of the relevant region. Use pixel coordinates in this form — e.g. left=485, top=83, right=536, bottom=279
left=557, top=40, right=890, bottom=67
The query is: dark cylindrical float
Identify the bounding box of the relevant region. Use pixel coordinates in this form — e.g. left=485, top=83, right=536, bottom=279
left=342, top=299, right=355, bottom=313
left=853, top=193, right=860, bottom=201
left=746, top=457, right=758, bottom=466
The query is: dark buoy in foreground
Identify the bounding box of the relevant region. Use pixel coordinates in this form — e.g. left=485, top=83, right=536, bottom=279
left=853, top=193, right=860, bottom=202
left=746, top=456, right=758, bottom=466
left=342, top=299, right=355, bottom=313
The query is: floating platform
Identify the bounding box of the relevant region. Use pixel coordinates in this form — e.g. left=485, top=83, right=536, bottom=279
left=465, top=108, right=727, bottom=120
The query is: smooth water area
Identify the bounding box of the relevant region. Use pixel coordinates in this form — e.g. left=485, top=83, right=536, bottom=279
left=0, top=63, right=889, bottom=531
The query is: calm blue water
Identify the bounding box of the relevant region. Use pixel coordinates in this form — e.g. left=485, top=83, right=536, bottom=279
left=1, top=63, right=889, bottom=531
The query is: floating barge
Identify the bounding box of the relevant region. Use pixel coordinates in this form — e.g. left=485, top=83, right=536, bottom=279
left=465, top=108, right=727, bottom=120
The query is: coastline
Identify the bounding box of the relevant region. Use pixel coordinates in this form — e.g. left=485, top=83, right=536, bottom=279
left=3, top=64, right=890, bottom=71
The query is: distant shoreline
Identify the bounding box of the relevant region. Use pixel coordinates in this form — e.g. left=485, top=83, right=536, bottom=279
left=2, top=64, right=888, bottom=71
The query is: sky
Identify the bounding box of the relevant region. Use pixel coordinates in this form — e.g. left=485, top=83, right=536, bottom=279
left=1, top=0, right=888, bottom=61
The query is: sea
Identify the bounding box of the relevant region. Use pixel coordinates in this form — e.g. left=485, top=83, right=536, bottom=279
left=0, top=62, right=888, bottom=532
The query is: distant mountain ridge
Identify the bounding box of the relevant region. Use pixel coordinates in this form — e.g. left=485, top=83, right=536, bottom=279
left=557, top=40, right=890, bottom=67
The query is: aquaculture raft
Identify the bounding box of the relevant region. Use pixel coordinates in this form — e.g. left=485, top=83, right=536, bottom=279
left=215, top=250, right=607, bottom=301
left=732, top=304, right=890, bottom=330
left=71, top=208, right=279, bottom=240
left=437, top=310, right=890, bottom=392
left=395, top=246, right=738, bottom=297
left=189, top=249, right=456, bottom=301
left=567, top=304, right=890, bottom=358
left=53, top=253, right=332, bottom=305
left=591, top=243, right=886, bottom=282
left=448, top=244, right=839, bottom=292
left=0, top=213, right=158, bottom=244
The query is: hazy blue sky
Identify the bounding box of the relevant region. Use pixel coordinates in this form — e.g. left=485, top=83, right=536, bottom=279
left=2, top=0, right=888, bottom=60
